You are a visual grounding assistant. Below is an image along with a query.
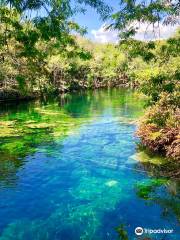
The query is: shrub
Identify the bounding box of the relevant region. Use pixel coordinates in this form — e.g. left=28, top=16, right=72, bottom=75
left=137, top=93, right=180, bottom=161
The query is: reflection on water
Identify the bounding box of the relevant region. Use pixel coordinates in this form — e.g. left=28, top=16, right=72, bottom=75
left=0, top=88, right=179, bottom=240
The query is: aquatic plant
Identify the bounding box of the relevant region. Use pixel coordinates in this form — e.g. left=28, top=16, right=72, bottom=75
left=115, top=224, right=128, bottom=240
left=136, top=179, right=168, bottom=200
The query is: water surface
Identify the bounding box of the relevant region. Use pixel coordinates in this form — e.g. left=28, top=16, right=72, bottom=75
left=0, top=89, right=179, bottom=240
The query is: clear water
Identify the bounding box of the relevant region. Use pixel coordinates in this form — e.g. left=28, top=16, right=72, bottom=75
left=0, top=89, right=179, bottom=240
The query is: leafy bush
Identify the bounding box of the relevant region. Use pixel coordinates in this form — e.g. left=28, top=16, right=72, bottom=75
left=137, top=93, right=180, bottom=161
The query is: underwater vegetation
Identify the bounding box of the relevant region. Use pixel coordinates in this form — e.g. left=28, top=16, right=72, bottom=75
left=136, top=178, right=168, bottom=200
left=0, top=101, right=88, bottom=187
left=135, top=178, right=180, bottom=223
left=0, top=89, right=144, bottom=186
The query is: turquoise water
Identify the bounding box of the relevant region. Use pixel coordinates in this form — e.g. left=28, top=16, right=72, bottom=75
left=0, top=89, right=179, bottom=240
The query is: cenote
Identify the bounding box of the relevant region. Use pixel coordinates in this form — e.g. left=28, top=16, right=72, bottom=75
left=0, top=88, right=179, bottom=240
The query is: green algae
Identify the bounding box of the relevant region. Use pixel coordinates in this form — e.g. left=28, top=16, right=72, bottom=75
left=115, top=224, right=128, bottom=240
left=1, top=141, right=28, bottom=155
left=135, top=178, right=180, bottom=224
left=0, top=127, right=19, bottom=138
left=0, top=121, right=20, bottom=137
left=34, top=108, right=61, bottom=116
left=0, top=100, right=89, bottom=187
left=136, top=178, right=168, bottom=200
left=26, top=122, right=56, bottom=129
left=131, top=151, right=167, bottom=165
left=0, top=105, right=84, bottom=156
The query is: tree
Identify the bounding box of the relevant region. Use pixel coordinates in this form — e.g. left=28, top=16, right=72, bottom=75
left=110, top=0, right=180, bottom=39
left=0, top=0, right=111, bottom=94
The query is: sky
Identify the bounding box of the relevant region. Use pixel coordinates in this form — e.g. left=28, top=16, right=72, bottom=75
left=73, top=0, right=179, bottom=43
left=72, top=0, right=119, bottom=41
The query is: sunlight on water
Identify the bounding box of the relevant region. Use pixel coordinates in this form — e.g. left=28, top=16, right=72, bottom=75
left=0, top=89, right=179, bottom=240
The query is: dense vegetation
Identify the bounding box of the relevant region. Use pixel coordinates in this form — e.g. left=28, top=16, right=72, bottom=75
left=0, top=14, right=128, bottom=96
left=0, top=1, right=179, bottom=170
left=124, top=32, right=180, bottom=164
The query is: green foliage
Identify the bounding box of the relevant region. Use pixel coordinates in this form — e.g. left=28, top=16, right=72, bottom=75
left=16, top=75, right=26, bottom=92
left=45, top=37, right=129, bottom=91
left=137, top=93, right=180, bottom=160
left=120, top=39, right=156, bottom=62
left=131, top=32, right=180, bottom=162
left=1, top=1, right=179, bottom=98
left=120, top=30, right=180, bottom=104
left=0, top=1, right=111, bottom=94
left=2, top=0, right=111, bottom=43
left=110, top=0, right=180, bottom=39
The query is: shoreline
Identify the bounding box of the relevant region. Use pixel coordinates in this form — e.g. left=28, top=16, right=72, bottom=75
left=0, top=83, right=135, bottom=103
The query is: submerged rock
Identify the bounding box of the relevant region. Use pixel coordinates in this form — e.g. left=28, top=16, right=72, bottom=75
left=105, top=180, right=118, bottom=187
